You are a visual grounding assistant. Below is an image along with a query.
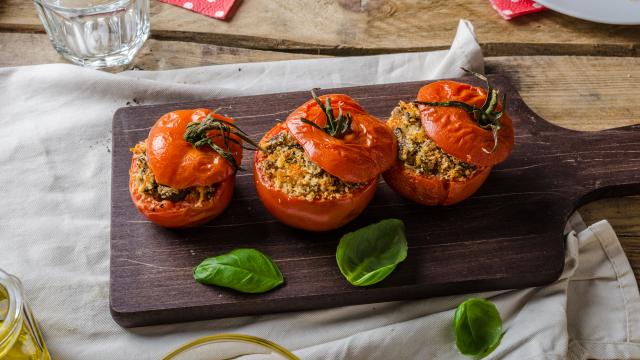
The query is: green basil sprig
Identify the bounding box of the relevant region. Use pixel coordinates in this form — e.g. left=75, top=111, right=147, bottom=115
left=336, top=219, right=408, bottom=286
left=193, top=248, right=284, bottom=293
left=453, top=298, right=504, bottom=358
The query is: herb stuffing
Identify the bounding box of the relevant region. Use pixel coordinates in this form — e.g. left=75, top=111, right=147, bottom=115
left=257, top=131, right=366, bottom=201
left=390, top=101, right=477, bottom=180
left=130, top=142, right=217, bottom=204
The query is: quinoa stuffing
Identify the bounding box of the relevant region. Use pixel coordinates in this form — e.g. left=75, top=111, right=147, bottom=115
left=390, top=101, right=477, bottom=180
left=130, top=142, right=217, bottom=204
left=257, top=131, right=366, bottom=201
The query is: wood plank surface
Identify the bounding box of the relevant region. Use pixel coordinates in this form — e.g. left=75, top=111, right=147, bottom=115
left=3, top=32, right=638, bottom=132
left=486, top=56, right=640, bottom=131
left=581, top=198, right=640, bottom=280
left=0, top=32, right=324, bottom=70
left=110, top=75, right=640, bottom=327
left=2, top=0, right=639, bottom=57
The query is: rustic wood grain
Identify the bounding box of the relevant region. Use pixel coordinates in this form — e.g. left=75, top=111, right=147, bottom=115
left=486, top=56, right=640, bottom=131
left=0, top=33, right=324, bottom=70
left=0, top=33, right=66, bottom=67
left=581, top=197, right=640, bottom=237
left=488, top=56, right=640, bottom=278
left=110, top=75, right=640, bottom=327
left=618, top=236, right=640, bottom=281
left=3, top=35, right=640, bottom=131
left=2, top=0, right=639, bottom=57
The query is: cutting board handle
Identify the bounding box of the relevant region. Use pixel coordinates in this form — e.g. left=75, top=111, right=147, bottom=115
left=498, top=74, right=640, bottom=207
left=570, top=123, right=640, bottom=205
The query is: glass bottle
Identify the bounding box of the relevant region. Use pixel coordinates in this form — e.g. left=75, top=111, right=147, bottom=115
left=0, top=269, right=51, bottom=360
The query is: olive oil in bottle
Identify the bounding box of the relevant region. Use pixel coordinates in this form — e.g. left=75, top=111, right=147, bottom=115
left=0, top=270, right=51, bottom=360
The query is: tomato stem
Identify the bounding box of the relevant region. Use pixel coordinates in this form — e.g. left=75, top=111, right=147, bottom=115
left=301, top=88, right=353, bottom=139
left=415, top=68, right=506, bottom=153
left=184, top=110, right=262, bottom=171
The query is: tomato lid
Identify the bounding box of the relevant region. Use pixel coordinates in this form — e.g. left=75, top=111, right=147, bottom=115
left=285, top=93, right=397, bottom=183
left=417, top=80, right=514, bottom=167
left=146, top=109, right=243, bottom=189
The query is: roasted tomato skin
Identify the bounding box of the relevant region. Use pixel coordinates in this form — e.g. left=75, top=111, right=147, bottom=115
left=383, top=164, right=491, bottom=206
left=417, top=81, right=514, bottom=167
left=384, top=79, right=514, bottom=206
left=129, top=108, right=240, bottom=228
left=286, top=94, right=396, bottom=183
left=146, top=109, right=242, bottom=189
left=129, top=152, right=235, bottom=228
left=253, top=155, right=378, bottom=232
left=253, top=122, right=377, bottom=232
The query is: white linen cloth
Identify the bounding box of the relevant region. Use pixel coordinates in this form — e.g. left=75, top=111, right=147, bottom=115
left=1, top=19, right=639, bottom=359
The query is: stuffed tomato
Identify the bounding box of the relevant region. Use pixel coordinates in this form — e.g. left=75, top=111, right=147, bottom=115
left=129, top=108, right=256, bottom=228
left=254, top=91, right=396, bottom=231
left=383, top=70, right=515, bottom=206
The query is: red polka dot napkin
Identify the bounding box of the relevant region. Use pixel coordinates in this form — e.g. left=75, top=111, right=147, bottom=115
left=159, top=0, right=242, bottom=21
left=489, top=0, right=546, bottom=20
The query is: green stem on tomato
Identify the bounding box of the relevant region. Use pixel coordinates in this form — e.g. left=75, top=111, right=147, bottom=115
left=301, top=88, right=354, bottom=139
left=184, top=110, right=263, bottom=171
left=415, top=68, right=507, bottom=153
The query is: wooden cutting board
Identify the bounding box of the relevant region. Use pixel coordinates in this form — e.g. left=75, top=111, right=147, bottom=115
left=110, top=75, right=640, bottom=328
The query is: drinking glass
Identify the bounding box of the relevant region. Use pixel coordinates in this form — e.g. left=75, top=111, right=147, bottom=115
left=33, top=0, right=150, bottom=68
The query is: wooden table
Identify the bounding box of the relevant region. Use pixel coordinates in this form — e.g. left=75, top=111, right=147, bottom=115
left=2, top=0, right=639, bottom=291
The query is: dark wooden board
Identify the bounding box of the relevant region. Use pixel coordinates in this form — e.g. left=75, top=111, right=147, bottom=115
left=110, top=75, right=640, bottom=328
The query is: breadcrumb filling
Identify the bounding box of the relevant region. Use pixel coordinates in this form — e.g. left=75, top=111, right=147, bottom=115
left=257, top=131, right=366, bottom=201
left=390, top=101, right=477, bottom=180
left=130, top=142, right=217, bottom=203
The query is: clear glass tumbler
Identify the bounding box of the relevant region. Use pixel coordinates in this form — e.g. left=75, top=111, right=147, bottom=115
left=33, top=0, right=150, bottom=68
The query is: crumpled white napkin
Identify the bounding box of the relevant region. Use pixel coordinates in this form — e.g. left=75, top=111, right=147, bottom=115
left=0, top=19, right=638, bottom=359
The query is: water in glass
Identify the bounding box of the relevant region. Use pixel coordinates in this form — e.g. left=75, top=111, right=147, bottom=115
left=33, top=0, right=150, bottom=68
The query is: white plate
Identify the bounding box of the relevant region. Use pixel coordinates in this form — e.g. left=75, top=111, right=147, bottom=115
left=535, top=0, right=640, bottom=25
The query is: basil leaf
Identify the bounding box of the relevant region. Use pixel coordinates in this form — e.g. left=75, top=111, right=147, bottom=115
left=336, top=219, right=407, bottom=286
left=453, top=298, right=504, bottom=358
left=193, top=248, right=284, bottom=294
